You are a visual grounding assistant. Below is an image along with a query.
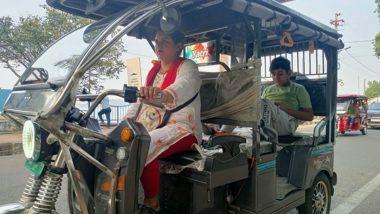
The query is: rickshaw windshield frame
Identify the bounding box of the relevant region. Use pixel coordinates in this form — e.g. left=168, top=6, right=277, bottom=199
left=14, top=10, right=128, bottom=90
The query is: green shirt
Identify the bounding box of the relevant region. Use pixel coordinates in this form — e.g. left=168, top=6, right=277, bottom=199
left=347, top=106, right=355, bottom=115
left=262, top=82, right=312, bottom=112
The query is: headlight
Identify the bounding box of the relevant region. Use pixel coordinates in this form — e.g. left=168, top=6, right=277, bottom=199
left=22, top=120, right=41, bottom=160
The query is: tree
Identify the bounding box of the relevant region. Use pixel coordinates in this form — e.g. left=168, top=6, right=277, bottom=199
left=0, top=6, right=126, bottom=93
left=376, top=32, right=380, bottom=57
left=365, top=80, right=380, bottom=97
left=375, top=0, right=380, bottom=57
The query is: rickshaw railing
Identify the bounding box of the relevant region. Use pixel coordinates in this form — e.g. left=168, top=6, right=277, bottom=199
left=77, top=89, right=132, bottom=126
left=313, top=118, right=328, bottom=145
left=261, top=41, right=327, bottom=79
left=94, top=104, right=130, bottom=124
left=78, top=104, right=131, bottom=125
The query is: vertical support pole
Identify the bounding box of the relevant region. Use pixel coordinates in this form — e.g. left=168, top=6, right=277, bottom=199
left=291, top=51, right=294, bottom=72
left=303, top=50, right=306, bottom=75
left=309, top=50, right=312, bottom=75
left=252, top=18, right=261, bottom=161
left=297, top=49, right=300, bottom=74
left=264, top=56, right=267, bottom=76
left=316, top=49, right=319, bottom=75
left=325, top=47, right=338, bottom=143
left=60, top=143, right=89, bottom=214
left=322, top=51, right=325, bottom=74
left=117, top=107, right=120, bottom=124
left=252, top=18, right=262, bottom=212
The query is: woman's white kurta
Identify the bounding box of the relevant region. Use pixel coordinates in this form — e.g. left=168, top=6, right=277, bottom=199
left=124, top=60, right=202, bottom=165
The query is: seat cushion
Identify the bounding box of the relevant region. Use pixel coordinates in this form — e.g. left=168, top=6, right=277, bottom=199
left=161, top=150, right=202, bottom=166
left=239, top=141, right=273, bottom=158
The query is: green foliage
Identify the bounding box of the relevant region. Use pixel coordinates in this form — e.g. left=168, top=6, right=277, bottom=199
left=0, top=6, right=126, bottom=92
left=0, top=6, right=91, bottom=75
left=365, top=80, right=380, bottom=97
left=376, top=32, right=380, bottom=57
left=375, top=0, right=380, bottom=56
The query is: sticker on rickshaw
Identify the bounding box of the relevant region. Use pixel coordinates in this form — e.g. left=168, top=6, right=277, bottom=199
left=185, top=40, right=217, bottom=64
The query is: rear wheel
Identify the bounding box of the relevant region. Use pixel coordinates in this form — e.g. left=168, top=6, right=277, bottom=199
left=298, top=173, right=331, bottom=214
left=340, top=131, right=345, bottom=134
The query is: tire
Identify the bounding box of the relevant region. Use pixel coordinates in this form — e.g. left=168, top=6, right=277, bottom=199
left=68, top=178, right=85, bottom=214
left=361, top=125, right=367, bottom=135
left=298, top=173, right=332, bottom=214
left=340, top=131, right=345, bottom=134
left=67, top=178, right=94, bottom=214
left=68, top=179, right=76, bottom=214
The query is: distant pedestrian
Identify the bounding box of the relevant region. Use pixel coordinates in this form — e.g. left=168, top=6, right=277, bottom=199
left=98, top=96, right=111, bottom=128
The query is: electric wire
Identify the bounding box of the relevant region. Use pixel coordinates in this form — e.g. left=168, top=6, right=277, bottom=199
left=343, top=49, right=380, bottom=76
left=344, top=39, right=374, bottom=44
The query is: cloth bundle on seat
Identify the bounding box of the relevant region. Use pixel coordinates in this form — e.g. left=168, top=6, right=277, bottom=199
left=200, top=59, right=261, bottom=123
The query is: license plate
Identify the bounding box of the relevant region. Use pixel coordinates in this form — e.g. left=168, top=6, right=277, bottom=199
left=24, top=160, right=45, bottom=176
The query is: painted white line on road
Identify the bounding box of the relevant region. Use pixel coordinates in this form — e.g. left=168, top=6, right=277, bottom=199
left=331, top=173, right=380, bottom=214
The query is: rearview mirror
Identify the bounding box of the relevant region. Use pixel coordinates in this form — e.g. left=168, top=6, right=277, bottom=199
left=160, top=7, right=181, bottom=34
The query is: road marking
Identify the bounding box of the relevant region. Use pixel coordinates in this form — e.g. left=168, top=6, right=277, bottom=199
left=331, top=173, right=380, bottom=214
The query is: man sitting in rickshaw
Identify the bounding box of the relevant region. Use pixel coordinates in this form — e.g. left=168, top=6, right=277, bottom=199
left=261, top=57, right=314, bottom=136
left=221, top=57, right=313, bottom=136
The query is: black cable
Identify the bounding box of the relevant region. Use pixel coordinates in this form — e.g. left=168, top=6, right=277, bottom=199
left=344, top=50, right=380, bottom=76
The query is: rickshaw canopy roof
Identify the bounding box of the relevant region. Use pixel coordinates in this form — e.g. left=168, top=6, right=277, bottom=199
left=337, top=94, right=368, bottom=100
left=47, top=0, right=344, bottom=49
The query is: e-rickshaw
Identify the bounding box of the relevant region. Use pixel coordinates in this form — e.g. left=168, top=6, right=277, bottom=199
left=336, top=94, right=368, bottom=135
left=0, top=0, right=342, bottom=213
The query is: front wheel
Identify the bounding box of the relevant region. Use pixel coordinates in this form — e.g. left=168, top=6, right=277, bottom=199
left=67, top=178, right=94, bottom=214
left=298, top=173, right=332, bottom=214
left=68, top=178, right=83, bottom=214
left=361, top=125, right=367, bottom=135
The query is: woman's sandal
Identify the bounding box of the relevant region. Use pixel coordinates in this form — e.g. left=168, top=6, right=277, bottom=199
left=137, top=204, right=160, bottom=214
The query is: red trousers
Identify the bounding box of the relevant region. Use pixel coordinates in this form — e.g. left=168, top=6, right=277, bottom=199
left=140, top=134, right=196, bottom=198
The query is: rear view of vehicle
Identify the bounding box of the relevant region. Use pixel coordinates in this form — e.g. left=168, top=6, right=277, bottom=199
left=368, top=102, right=380, bottom=128
left=336, top=95, right=368, bottom=135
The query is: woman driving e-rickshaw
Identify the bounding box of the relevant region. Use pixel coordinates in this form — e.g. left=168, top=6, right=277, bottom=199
left=0, top=1, right=343, bottom=214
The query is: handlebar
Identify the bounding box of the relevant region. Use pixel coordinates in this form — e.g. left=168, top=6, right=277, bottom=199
left=65, top=121, right=112, bottom=143
left=80, top=86, right=165, bottom=122
left=81, top=89, right=125, bottom=121
left=123, top=85, right=165, bottom=108
left=123, top=85, right=163, bottom=103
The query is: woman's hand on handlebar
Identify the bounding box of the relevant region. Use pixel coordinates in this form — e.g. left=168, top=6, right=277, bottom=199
left=140, top=86, right=173, bottom=105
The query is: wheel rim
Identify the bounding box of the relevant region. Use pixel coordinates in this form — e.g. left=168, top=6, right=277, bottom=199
left=312, top=181, right=329, bottom=214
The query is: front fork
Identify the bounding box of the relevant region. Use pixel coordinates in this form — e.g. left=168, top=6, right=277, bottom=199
left=19, top=151, right=65, bottom=214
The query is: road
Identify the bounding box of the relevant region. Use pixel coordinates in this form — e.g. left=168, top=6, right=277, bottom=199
left=1, top=128, right=380, bottom=213
left=0, top=155, right=69, bottom=213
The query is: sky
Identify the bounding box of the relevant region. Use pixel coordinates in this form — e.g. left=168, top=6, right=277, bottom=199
left=0, top=0, right=379, bottom=95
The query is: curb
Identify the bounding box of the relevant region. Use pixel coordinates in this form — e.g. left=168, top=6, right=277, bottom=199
left=0, top=142, right=23, bottom=156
